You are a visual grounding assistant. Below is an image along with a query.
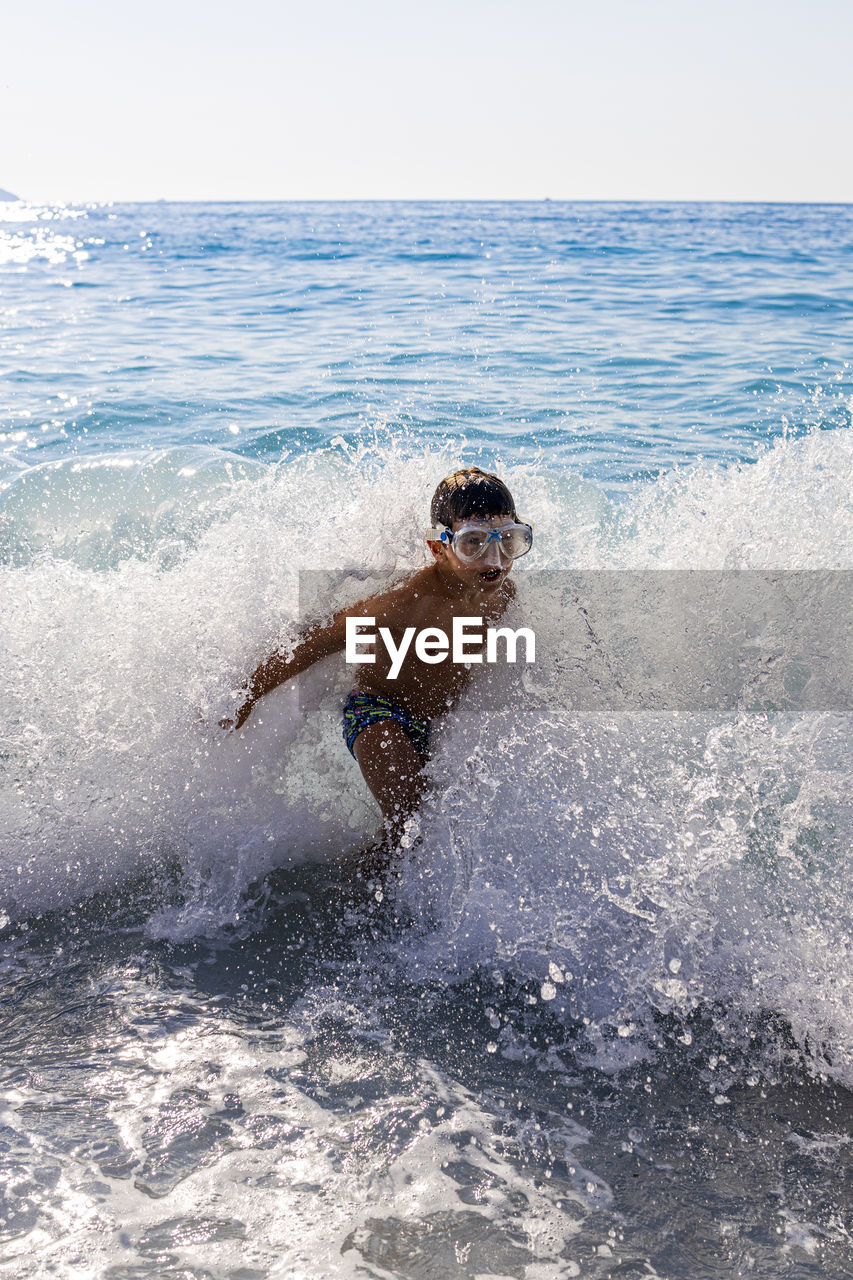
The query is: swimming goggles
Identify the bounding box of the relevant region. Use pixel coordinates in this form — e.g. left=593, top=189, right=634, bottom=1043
left=426, top=521, right=534, bottom=562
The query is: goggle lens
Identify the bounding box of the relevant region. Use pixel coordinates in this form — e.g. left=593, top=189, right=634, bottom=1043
left=451, top=524, right=533, bottom=562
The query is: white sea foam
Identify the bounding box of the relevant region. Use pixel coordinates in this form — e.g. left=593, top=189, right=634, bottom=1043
left=1, top=430, right=851, bottom=1083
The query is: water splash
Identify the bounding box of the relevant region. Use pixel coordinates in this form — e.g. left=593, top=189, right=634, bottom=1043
left=1, top=429, right=851, bottom=1090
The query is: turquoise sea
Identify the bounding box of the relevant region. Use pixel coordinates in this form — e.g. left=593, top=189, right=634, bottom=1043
left=1, top=200, right=852, bottom=1278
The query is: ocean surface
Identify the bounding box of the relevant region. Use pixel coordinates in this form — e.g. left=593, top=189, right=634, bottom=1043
left=1, top=199, right=852, bottom=1279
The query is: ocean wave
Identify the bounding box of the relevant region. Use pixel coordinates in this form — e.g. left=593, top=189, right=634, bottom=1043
left=1, top=431, right=851, bottom=1088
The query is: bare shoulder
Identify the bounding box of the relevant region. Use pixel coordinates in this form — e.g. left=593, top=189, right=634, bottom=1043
left=335, top=567, right=437, bottom=627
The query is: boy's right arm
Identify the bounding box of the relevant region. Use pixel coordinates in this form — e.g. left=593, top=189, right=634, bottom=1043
left=226, top=576, right=425, bottom=731
left=229, top=612, right=349, bottom=730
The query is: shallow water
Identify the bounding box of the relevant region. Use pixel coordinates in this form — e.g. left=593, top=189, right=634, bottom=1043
left=1, top=199, right=852, bottom=1277
left=4, top=875, right=853, bottom=1279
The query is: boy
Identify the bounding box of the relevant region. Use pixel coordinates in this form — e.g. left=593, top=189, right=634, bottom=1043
left=226, top=467, right=533, bottom=854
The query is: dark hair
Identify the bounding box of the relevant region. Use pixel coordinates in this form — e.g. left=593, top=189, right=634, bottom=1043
left=430, top=467, right=517, bottom=529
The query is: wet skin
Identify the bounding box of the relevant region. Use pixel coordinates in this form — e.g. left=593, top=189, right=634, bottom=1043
left=229, top=516, right=521, bottom=853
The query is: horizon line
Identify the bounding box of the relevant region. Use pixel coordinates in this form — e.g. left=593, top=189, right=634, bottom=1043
left=3, top=195, right=853, bottom=208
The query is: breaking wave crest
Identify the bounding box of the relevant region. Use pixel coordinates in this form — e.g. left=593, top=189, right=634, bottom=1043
left=1, top=428, right=851, bottom=1086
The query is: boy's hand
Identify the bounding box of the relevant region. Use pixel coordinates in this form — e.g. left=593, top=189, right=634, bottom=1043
left=222, top=698, right=254, bottom=733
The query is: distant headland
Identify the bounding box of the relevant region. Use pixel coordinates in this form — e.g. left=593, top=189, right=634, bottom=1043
left=0, top=188, right=20, bottom=201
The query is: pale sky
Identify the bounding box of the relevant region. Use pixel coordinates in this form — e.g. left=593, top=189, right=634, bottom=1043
left=2, top=0, right=851, bottom=203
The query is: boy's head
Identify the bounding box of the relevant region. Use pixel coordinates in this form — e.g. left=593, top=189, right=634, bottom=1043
left=428, top=468, right=529, bottom=592
left=430, top=467, right=517, bottom=530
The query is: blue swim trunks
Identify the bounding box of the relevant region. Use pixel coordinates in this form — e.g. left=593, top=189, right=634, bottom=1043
left=342, top=690, right=431, bottom=758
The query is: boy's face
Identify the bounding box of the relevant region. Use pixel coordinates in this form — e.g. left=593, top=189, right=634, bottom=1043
left=432, top=514, right=518, bottom=594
